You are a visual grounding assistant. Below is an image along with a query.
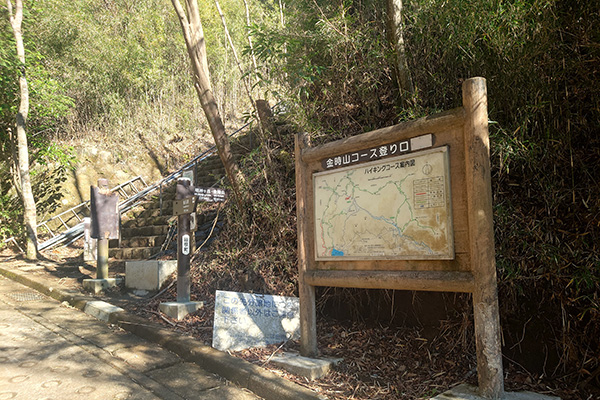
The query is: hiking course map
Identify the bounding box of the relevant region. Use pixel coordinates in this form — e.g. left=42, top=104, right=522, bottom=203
left=313, top=147, right=454, bottom=261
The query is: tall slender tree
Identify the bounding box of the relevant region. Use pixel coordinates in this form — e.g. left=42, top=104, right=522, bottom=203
left=6, top=0, right=37, bottom=259
left=242, top=0, right=258, bottom=81
left=386, top=0, right=414, bottom=102
left=171, top=0, right=246, bottom=206
left=214, top=0, right=271, bottom=158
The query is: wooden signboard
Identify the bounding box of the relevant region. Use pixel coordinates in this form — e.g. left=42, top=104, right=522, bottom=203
left=173, top=196, right=196, bottom=216
left=195, top=187, right=227, bottom=203
left=90, top=186, right=119, bottom=240
left=295, top=78, right=503, bottom=398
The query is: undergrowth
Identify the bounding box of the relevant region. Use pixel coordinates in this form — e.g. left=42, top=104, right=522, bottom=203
left=190, top=123, right=299, bottom=299
left=190, top=0, right=600, bottom=389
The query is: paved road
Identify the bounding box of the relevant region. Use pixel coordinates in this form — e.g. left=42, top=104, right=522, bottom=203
left=0, top=275, right=259, bottom=400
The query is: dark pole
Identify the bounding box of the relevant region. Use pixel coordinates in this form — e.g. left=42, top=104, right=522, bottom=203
left=176, top=177, right=192, bottom=303
left=96, top=178, right=109, bottom=279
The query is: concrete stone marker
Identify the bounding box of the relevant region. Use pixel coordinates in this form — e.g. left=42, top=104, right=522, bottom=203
left=83, top=217, right=97, bottom=262
left=84, top=300, right=125, bottom=322
left=125, top=260, right=177, bottom=291
left=212, top=290, right=300, bottom=351
left=270, top=353, right=342, bottom=380
left=432, top=384, right=561, bottom=400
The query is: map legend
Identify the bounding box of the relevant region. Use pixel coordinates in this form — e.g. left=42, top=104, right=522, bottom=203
left=414, top=176, right=446, bottom=209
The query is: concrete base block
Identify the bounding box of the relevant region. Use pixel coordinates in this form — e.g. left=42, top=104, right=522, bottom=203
left=270, top=352, right=342, bottom=380
left=84, top=300, right=125, bottom=322
left=83, top=278, right=118, bottom=294
left=431, top=384, right=561, bottom=400
left=126, top=260, right=177, bottom=291
left=159, top=301, right=204, bottom=320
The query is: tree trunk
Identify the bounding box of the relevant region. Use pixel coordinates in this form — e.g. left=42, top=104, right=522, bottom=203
left=171, top=0, right=246, bottom=206
left=7, top=0, right=37, bottom=260
left=214, top=0, right=266, bottom=147
left=386, top=0, right=414, bottom=101
left=243, top=0, right=258, bottom=80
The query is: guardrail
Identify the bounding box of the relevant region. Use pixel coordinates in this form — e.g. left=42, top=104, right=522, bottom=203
left=37, top=176, right=149, bottom=250
left=7, top=100, right=281, bottom=254
left=37, top=120, right=252, bottom=251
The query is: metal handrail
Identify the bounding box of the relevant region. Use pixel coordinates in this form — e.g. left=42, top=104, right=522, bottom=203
left=37, top=201, right=90, bottom=236
left=36, top=176, right=149, bottom=237
left=10, top=99, right=277, bottom=253
left=37, top=120, right=253, bottom=251
left=2, top=237, right=23, bottom=253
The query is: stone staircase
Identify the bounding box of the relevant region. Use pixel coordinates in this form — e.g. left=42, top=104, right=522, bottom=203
left=109, top=133, right=255, bottom=265
left=110, top=197, right=174, bottom=261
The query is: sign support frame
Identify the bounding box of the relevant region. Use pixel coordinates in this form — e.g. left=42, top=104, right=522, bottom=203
left=294, top=77, right=503, bottom=398
left=462, top=78, right=503, bottom=397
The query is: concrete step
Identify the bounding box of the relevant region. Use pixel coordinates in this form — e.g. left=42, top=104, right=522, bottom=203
left=110, top=246, right=162, bottom=260
left=110, top=258, right=174, bottom=269
left=121, top=235, right=168, bottom=249
left=122, top=215, right=173, bottom=228
left=133, top=206, right=174, bottom=219
left=121, top=225, right=171, bottom=238
left=107, top=134, right=257, bottom=264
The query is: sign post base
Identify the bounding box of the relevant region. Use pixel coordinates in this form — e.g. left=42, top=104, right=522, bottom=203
left=270, top=353, right=342, bottom=380
left=159, top=301, right=204, bottom=320
left=431, top=384, right=560, bottom=400
left=83, top=278, right=119, bottom=294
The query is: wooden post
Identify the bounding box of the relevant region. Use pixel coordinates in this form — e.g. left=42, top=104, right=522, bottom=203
left=295, top=132, right=318, bottom=357
left=176, top=178, right=193, bottom=303
left=463, top=77, right=504, bottom=398
left=256, top=99, right=278, bottom=138
left=95, top=178, right=110, bottom=280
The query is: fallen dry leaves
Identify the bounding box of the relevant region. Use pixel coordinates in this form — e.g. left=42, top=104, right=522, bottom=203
left=2, top=247, right=595, bottom=400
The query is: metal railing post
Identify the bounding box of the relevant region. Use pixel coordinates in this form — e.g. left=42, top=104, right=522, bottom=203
left=33, top=105, right=271, bottom=252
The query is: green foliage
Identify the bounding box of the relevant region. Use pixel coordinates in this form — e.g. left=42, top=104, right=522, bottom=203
left=246, top=0, right=600, bottom=380
left=0, top=6, right=74, bottom=135
left=25, top=0, right=272, bottom=131
left=30, top=0, right=187, bottom=123
left=250, top=0, right=395, bottom=140
left=0, top=1, right=77, bottom=246
left=0, top=8, right=18, bottom=139
left=0, top=188, right=21, bottom=241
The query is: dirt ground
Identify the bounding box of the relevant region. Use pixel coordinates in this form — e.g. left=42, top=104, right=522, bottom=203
left=1, top=245, right=596, bottom=400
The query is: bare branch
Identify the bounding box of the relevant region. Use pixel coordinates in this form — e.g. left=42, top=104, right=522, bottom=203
left=171, top=0, right=246, bottom=206
left=170, top=0, right=191, bottom=44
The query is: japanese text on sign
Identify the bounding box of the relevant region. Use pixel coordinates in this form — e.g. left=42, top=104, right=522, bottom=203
left=195, top=187, right=227, bottom=203
left=363, top=159, right=416, bottom=174
left=173, top=196, right=196, bottom=216
left=181, top=234, right=190, bottom=255
left=320, top=133, right=434, bottom=171
left=212, top=290, right=300, bottom=351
